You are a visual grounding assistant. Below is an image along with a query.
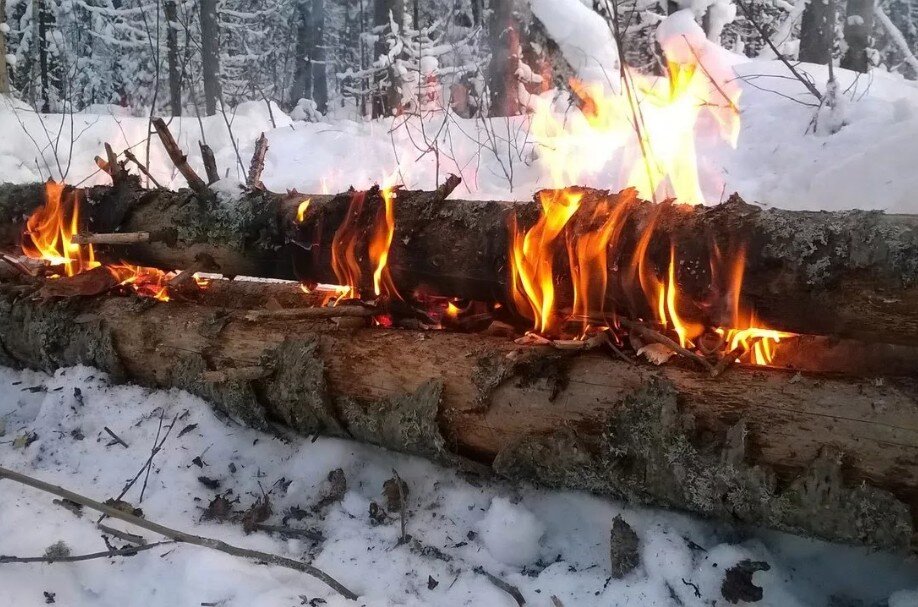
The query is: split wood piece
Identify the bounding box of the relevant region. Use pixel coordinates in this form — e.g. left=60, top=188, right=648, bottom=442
left=0, top=286, right=914, bottom=552
left=73, top=231, right=150, bottom=245
left=199, top=141, right=220, bottom=185
left=247, top=133, right=268, bottom=188
left=2, top=182, right=918, bottom=345
left=123, top=149, right=163, bottom=189
left=151, top=118, right=210, bottom=198
left=0, top=465, right=358, bottom=599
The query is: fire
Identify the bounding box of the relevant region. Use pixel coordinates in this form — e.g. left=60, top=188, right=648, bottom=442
left=659, top=245, right=703, bottom=348
left=20, top=182, right=181, bottom=302
left=330, top=190, right=366, bottom=300
left=509, top=189, right=582, bottom=335
left=296, top=198, right=311, bottom=222
left=369, top=185, right=400, bottom=299
left=530, top=26, right=740, bottom=205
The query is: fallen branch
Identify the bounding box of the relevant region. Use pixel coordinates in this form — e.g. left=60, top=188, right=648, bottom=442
left=0, top=465, right=359, bottom=600
left=123, top=149, right=163, bottom=189
left=152, top=118, right=210, bottom=198
left=0, top=540, right=173, bottom=564
left=474, top=566, right=526, bottom=606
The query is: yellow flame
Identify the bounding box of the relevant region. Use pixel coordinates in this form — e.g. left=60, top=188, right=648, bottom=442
left=369, top=184, right=400, bottom=299
left=296, top=198, right=311, bottom=222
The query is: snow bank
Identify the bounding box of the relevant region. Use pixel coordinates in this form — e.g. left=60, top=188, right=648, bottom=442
left=1, top=364, right=917, bottom=606
left=477, top=497, right=545, bottom=566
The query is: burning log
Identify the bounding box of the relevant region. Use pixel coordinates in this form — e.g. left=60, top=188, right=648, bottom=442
left=0, top=278, right=914, bottom=552
left=1, top=181, right=917, bottom=345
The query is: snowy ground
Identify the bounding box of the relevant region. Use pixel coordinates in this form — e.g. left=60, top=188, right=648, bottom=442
left=1, top=365, right=917, bottom=606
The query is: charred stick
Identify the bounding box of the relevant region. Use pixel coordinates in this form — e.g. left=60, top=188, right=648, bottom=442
left=619, top=318, right=714, bottom=372
left=152, top=118, right=210, bottom=198
left=711, top=338, right=761, bottom=378
left=0, top=465, right=359, bottom=600
left=199, top=141, right=220, bottom=185
left=123, top=149, right=163, bottom=189
left=435, top=173, right=462, bottom=199
left=103, top=426, right=129, bottom=448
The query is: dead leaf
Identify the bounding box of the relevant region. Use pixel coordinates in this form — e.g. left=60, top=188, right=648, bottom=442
left=38, top=266, right=118, bottom=298
left=241, top=494, right=272, bottom=534
left=12, top=431, right=38, bottom=449
left=202, top=494, right=235, bottom=521
left=637, top=343, right=675, bottom=365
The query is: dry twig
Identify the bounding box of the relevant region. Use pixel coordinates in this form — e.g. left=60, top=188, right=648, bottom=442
left=0, top=541, right=173, bottom=564
left=243, top=305, right=377, bottom=322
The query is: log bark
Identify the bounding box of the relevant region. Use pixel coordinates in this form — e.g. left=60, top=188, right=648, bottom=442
left=0, top=281, right=914, bottom=551
left=1, top=182, right=918, bottom=345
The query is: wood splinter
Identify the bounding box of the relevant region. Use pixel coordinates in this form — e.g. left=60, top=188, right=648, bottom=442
left=243, top=305, right=377, bottom=322
left=73, top=231, right=150, bottom=246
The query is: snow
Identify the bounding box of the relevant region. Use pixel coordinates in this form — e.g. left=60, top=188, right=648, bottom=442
left=1, top=365, right=917, bottom=606
left=476, top=497, right=545, bottom=566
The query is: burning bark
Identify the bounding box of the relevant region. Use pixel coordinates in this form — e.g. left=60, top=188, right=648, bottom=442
left=0, top=277, right=914, bottom=552
left=1, top=181, right=917, bottom=346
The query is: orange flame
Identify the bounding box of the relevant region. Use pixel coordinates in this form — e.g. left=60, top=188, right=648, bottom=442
left=330, top=191, right=366, bottom=301
left=369, top=185, right=400, bottom=299
left=509, top=189, right=582, bottom=335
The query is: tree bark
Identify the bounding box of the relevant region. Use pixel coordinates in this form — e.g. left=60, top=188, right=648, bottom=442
left=0, top=0, right=10, bottom=95
left=310, top=0, right=327, bottom=114
left=799, top=0, right=836, bottom=64
left=35, top=0, right=49, bottom=112
left=487, top=0, right=521, bottom=116
left=0, top=279, right=913, bottom=552
left=2, top=182, right=918, bottom=345
left=290, top=0, right=312, bottom=107
left=163, top=0, right=182, bottom=116
left=840, top=0, right=874, bottom=72
left=199, top=0, right=221, bottom=116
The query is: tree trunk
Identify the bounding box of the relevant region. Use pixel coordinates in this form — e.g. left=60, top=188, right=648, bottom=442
left=487, top=0, right=520, bottom=116
left=163, top=0, right=182, bottom=116
left=35, top=0, right=49, bottom=112
left=372, top=0, right=404, bottom=117
left=799, top=0, right=836, bottom=64
left=840, top=0, right=874, bottom=72
left=2, top=182, right=918, bottom=345
left=310, top=0, right=327, bottom=114
left=0, top=279, right=913, bottom=552
left=199, top=0, right=221, bottom=116
left=290, top=0, right=312, bottom=107
left=0, top=0, right=9, bottom=95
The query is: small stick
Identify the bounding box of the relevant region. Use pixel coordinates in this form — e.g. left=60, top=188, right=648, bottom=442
left=394, top=469, right=407, bottom=543
left=600, top=332, right=636, bottom=365
left=97, top=523, right=148, bottom=545
left=104, top=143, right=123, bottom=182
left=200, top=366, right=271, bottom=383
left=710, top=337, right=762, bottom=378
left=243, top=305, right=377, bottom=322
left=0, top=465, right=359, bottom=600
left=73, top=232, right=150, bottom=246
left=619, top=318, right=714, bottom=372
left=123, top=149, right=163, bottom=189
left=152, top=118, right=211, bottom=198
left=551, top=332, right=607, bottom=351
left=103, top=426, right=129, bottom=448
left=247, top=133, right=269, bottom=189
left=0, top=541, right=173, bottom=564
left=199, top=141, right=220, bottom=185
left=473, top=566, right=525, bottom=606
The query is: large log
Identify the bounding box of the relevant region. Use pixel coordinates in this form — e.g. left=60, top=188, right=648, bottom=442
left=0, top=280, right=915, bottom=552
left=2, top=181, right=918, bottom=344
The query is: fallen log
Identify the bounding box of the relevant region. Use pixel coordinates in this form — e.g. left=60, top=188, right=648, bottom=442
left=1, top=181, right=917, bottom=344
left=0, top=280, right=915, bottom=552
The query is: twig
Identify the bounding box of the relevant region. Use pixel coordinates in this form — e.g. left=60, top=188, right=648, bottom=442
left=0, top=466, right=359, bottom=600
left=435, top=174, right=462, bottom=200
left=394, top=469, right=407, bottom=542
left=103, top=426, right=130, bottom=448
left=473, top=566, right=525, bottom=606
left=733, top=0, right=823, bottom=102
left=123, top=149, right=163, bottom=189
left=97, top=523, right=148, bottom=545
left=600, top=332, right=636, bottom=364
left=152, top=117, right=211, bottom=197
left=619, top=318, right=714, bottom=372
left=199, top=141, right=220, bottom=185
left=0, top=541, right=173, bottom=564
left=73, top=232, right=150, bottom=246
left=247, top=133, right=269, bottom=189
left=710, top=338, right=761, bottom=378
left=243, top=306, right=377, bottom=322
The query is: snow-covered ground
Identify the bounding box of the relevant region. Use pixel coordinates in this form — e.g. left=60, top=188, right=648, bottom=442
left=1, top=365, right=917, bottom=606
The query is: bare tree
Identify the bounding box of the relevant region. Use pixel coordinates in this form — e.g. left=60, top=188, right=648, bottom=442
left=290, top=0, right=312, bottom=106
left=200, top=0, right=221, bottom=116
left=311, top=0, right=328, bottom=113
left=841, top=0, right=874, bottom=72
left=164, top=0, right=182, bottom=115
left=799, top=0, right=836, bottom=64
left=0, top=0, right=9, bottom=95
